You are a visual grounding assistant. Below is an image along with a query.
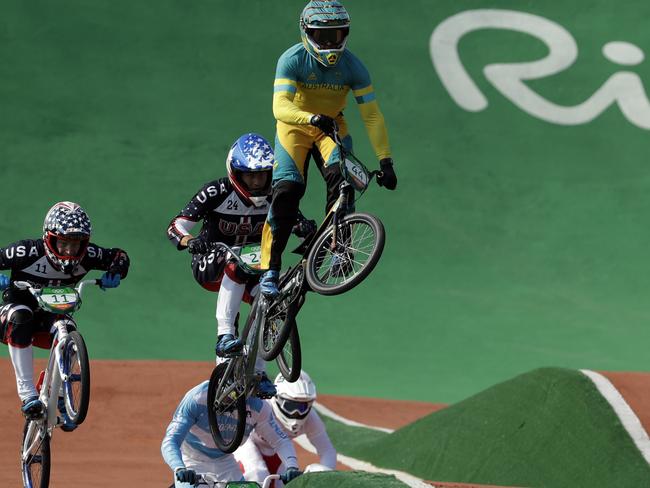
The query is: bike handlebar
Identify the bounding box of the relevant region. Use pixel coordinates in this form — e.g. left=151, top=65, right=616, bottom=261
left=330, top=129, right=382, bottom=185
left=13, top=279, right=101, bottom=299
left=188, top=242, right=263, bottom=275
left=194, top=473, right=282, bottom=488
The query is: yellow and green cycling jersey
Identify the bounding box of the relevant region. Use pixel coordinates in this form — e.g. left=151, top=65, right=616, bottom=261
left=272, top=43, right=391, bottom=183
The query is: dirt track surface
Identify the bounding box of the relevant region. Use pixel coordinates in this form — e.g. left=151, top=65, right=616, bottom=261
left=600, top=371, right=650, bottom=434
left=0, top=359, right=441, bottom=487
left=317, top=395, right=445, bottom=430
left=1, top=359, right=648, bottom=488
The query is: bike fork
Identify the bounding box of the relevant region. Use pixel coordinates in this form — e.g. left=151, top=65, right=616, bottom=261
left=331, top=180, right=353, bottom=250
left=39, top=321, right=70, bottom=430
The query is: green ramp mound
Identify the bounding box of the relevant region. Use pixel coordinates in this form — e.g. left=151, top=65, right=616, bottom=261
left=289, top=471, right=410, bottom=488
left=322, top=368, right=650, bottom=488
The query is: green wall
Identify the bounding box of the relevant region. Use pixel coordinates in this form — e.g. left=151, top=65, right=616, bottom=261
left=2, top=1, right=650, bottom=402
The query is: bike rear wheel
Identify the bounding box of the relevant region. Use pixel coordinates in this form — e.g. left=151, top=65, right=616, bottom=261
left=62, top=331, right=90, bottom=425
left=258, top=266, right=304, bottom=361
left=207, top=362, right=246, bottom=453
left=276, top=323, right=302, bottom=382
left=21, top=420, right=50, bottom=488
left=306, top=212, right=385, bottom=295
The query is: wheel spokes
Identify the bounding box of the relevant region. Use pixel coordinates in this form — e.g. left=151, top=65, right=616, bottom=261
left=314, top=221, right=377, bottom=285
left=66, top=348, right=83, bottom=415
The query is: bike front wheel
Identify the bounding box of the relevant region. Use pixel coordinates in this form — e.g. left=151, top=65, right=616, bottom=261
left=21, top=420, right=50, bottom=488
left=62, top=331, right=90, bottom=425
left=207, top=362, right=246, bottom=453
left=276, top=323, right=302, bottom=382
left=305, top=212, right=385, bottom=296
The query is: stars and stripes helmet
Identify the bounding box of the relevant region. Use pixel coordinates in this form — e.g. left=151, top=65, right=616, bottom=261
left=226, top=133, right=274, bottom=208
left=42, top=201, right=92, bottom=274
left=272, top=371, right=317, bottom=435
left=300, top=1, right=350, bottom=67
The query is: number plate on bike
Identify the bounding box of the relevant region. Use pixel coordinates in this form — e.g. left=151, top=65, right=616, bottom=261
left=343, top=157, right=369, bottom=191
left=239, top=244, right=262, bottom=269
left=40, top=287, right=79, bottom=313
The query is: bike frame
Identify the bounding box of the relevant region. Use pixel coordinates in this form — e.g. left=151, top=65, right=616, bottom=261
left=201, top=243, right=264, bottom=401
left=291, top=130, right=379, bottom=261
left=211, top=299, right=262, bottom=411
left=19, top=279, right=97, bottom=462
left=254, top=130, right=383, bottom=347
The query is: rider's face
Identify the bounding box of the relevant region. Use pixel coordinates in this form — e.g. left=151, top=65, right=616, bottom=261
left=56, top=238, right=82, bottom=257
left=241, top=172, right=269, bottom=191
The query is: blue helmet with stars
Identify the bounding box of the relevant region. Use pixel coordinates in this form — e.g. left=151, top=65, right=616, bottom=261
left=42, top=201, right=92, bottom=273
left=226, top=133, right=274, bottom=207
left=300, top=1, right=350, bottom=67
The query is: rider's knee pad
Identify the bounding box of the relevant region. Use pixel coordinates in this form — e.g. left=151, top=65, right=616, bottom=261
left=191, top=251, right=227, bottom=291
left=8, top=307, right=33, bottom=326
left=0, top=305, right=34, bottom=346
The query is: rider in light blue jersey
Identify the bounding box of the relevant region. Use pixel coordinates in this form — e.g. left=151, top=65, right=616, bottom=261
left=161, top=381, right=301, bottom=487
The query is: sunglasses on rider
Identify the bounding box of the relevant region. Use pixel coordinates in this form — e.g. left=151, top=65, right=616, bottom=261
left=277, top=398, right=313, bottom=419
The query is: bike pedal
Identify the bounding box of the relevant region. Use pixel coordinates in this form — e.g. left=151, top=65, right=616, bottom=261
left=57, top=416, right=78, bottom=432
left=24, top=411, right=44, bottom=421
left=215, top=350, right=243, bottom=359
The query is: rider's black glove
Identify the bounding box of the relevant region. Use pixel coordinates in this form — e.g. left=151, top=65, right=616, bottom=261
left=377, top=158, right=397, bottom=190
left=186, top=236, right=209, bottom=255
left=283, top=467, right=303, bottom=483
left=310, top=114, right=338, bottom=138
left=175, top=468, right=197, bottom=484
left=292, top=218, right=317, bottom=238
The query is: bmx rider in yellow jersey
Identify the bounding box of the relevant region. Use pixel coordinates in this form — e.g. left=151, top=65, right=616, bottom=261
left=259, top=0, right=397, bottom=296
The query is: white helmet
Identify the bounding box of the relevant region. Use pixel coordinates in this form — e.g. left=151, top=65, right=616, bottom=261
left=272, top=371, right=316, bottom=435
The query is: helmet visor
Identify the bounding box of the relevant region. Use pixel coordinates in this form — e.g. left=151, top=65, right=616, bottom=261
left=306, top=27, right=349, bottom=50
left=277, top=398, right=313, bottom=419
left=46, top=232, right=89, bottom=260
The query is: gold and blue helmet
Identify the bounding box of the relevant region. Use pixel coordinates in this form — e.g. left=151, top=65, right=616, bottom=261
left=300, top=1, right=350, bottom=67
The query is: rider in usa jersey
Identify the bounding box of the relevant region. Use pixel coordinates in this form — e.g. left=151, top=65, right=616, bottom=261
left=0, top=201, right=129, bottom=422
left=167, top=134, right=314, bottom=397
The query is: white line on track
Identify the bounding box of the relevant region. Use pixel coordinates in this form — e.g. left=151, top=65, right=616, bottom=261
left=580, top=369, right=650, bottom=465
left=313, top=401, right=395, bottom=433
left=294, top=434, right=433, bottom=488
left=309, top=402, right=436, bottom=487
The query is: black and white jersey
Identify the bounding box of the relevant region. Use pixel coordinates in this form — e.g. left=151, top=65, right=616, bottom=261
left=0, top=238, right=130, bottom=287
left=167, top=177, right=269, bottom=249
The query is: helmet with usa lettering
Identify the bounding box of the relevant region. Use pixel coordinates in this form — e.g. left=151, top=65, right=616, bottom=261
left=300, top=1, right=350, bottom=67
left=226, top=133, right=274, bottom=208
left=42, top=201, right=92, bottom=274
